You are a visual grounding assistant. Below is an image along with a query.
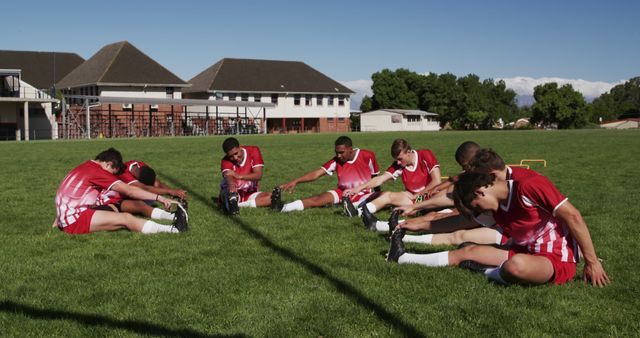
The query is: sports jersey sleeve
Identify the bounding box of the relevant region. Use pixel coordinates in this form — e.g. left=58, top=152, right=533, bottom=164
left=520, top=176, right=568, bottom=216
left=420, top=149, right=440, bottom=173
left=221, top=158, right=234, bottom=173
left=118, top=171, right=138, bottom=184
left=249, top=146, right=264, bottom=168
left=89, top=168, right=121, bottom=191
left=321, top=158, right=337, bottom=176
left=364, top=150, right=380, bottom=175
left=385, top=162, right=403, bottom=179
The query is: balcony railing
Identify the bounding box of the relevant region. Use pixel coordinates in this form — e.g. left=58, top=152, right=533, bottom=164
left=0, top=86, right=53, bottom=100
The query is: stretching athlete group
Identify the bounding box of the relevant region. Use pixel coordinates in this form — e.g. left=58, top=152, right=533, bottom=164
left=54, top=136, right=610, bottom=287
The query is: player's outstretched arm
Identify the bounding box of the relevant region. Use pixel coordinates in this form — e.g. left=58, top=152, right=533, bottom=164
left=280, top=168, right=326, bottom=193
left=556, top=201, right=611, bottom=287
left=130, top=181, right=187, bottom=199
left=344, top=174, right=391, bottom=196
left=113, top=182, right=175, bottom=209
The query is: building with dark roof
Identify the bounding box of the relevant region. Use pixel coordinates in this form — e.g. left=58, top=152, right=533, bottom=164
left=0, top=50, right=81, bottom=140
left=184, top=58, right=354, bottom=133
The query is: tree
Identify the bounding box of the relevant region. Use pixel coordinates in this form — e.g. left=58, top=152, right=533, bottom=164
left=531, top=83, right=589, bottom=129
left=360, top=95, right=373, bottom=112
left=590, top=76, right=640, bottom=122
left=370, top=69, right=419, bottom=109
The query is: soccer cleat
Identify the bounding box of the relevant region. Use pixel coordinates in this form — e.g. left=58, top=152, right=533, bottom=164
left=386, top=229, right=406, bottom=262
left=172, top=202, right=189, bottom=232
left=179, top=198, right=188, bottom=212
left=361, top=205, right=378, bottom=231
left=458, top=260, right=493, bottom=274
left=342, top=196, right=359, bottom=217
left=387, top=210, right=400, bottom=236
left=270, top=187, right=284, bottom=211
left=228, top=192, right=240, bottom=215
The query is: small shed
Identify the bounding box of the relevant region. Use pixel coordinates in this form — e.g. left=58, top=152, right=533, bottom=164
left=360, top=109, right=439, bottom=132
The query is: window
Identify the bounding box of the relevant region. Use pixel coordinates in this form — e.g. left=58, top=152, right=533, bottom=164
left=316, top=95, right=323, bottom=106
left=328, top=95, right=334, bottom=106
left=338, top=118, right=345, bottom=122
left=228, top=93, right=236, bottom=101
left=407, top=115, right=421, bottom=122
left=271, top=94, right=278, bottom=104
left=241, top=93, right=249, bottom=102
left=391, top=115, right=402, bottom=123
left=338, top=96, right=345, bottom=106
left=166, top=87, right=174, bottom=99
left=327, top=117, right=334, bottom=122
left=294, top=94, right=301, bottom=106
left=254, top=94, right=261, bottom=102
left=305, top=95, right=312, bottom=106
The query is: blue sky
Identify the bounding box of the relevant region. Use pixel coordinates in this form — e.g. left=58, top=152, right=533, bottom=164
left=3, top=0, right=639, bottom=105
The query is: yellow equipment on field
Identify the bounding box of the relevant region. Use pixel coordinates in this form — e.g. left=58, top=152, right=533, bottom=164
left=520, top=159, right=547, bottom=168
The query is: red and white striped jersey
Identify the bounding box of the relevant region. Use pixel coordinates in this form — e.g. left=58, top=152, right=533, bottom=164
left=385, top=149, right=439, bottom=193
left=322, top=148, right=380, bottom=191
left=494, top=176, right=578, bottom=263
left=96, top=160, right=146, bottom=205
left=220, top=146, right=264, bottom=194
left=55, top=161, right=121, bottom=228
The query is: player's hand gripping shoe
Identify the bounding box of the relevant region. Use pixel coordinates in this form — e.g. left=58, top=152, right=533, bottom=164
left=342, top=196, right=359, bottom=217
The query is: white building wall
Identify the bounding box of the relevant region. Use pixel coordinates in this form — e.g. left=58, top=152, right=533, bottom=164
left=99, top=86, right=183, bottom=99
left=361, top=111, right=439, bottom=132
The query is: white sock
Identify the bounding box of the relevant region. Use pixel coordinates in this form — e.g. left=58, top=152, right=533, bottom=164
left=398, top=251, right=449, bottom=266
left=375, top=221, right=389, bottom=232
left=141, top=220, right=179, bottom=234
left=151, top=208, right=174, bottom=221
left=239, top=199, right=257, bottom=208
left=365, top=203, right=377, bottom=213
left=281, top=200, right=304, bottom=212
left=485, top=265, right=508, bottom=285
left=403, top=234, right=433, bottom=244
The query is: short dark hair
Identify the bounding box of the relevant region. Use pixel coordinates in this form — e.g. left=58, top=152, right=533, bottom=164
left=453, top=171, right=496, bottom=217
left=137, top=165, right=156, bottom=186
left=454, top=141, right=480, bottom=169
left=469, top=148, right=506, bottom=174
left=334, top=136, right=352, bottom=147
left=95, top=148, right=124, bottom=175
left=222, top=137, right=240, bottom=153
left=391, top=139, right=411, bottom=158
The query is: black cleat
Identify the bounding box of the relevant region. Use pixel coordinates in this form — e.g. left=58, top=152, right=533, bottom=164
left=388, top=210, right=400, bottom=236
left=179, top=198, right=188, bottom=212
left=386, top=229, right=406, bottom=262
left=270, top=187, right=284, bottom=211
left=228, top=192, right=240, bottom=215
left=361, top=205, right=378, bottom=231
left=458, top=260, right=493, bottom=274
left=342, top=196, right=359, bottom=217
left=172, top=202, right=189, bottom=232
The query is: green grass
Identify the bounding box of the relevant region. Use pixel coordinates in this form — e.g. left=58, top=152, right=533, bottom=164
left=0, top=129, right=639, bottom=337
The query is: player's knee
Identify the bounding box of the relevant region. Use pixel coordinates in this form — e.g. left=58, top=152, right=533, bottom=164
left=451, top=230, right=466, bottom=245
left=503, top=255, right=528, bottom=278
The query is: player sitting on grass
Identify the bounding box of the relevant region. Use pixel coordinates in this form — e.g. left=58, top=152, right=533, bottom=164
left=342, top=138, right=441, bottom=217
left=272, top=136, right=380, bottom=213
left=96, top=159, right=187, bottom=221
left=218, top=137, right=276, bottom=215
left=54, top=148, right=187, bottom=235
left=386, top=171, right=611, bottom=287
left=362, top=141, right=480, bottom=233
left=394, top=148, right=540, bottom=248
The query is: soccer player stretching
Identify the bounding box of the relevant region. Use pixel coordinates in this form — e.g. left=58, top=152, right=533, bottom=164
left=387, top=171, right=610, bottom=287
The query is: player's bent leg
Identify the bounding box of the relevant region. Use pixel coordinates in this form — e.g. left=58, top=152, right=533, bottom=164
left=501, top=254, right=555, bottom=285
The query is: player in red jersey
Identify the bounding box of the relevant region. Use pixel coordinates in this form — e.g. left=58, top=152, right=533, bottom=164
left=54, top=148, right=187, bottom=235
left=273, top=136, right=380, bottom=212
left=387, top=171, right=610, bottom=287
left=96, top=160, right=187, bottom=221
left=343, top=139, right=441, bottom=217
left=218, top=137, right=274, bottom=214
left=394, top=149, right=541, bottom=247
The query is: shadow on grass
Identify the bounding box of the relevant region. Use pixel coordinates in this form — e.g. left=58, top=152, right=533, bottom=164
left=161, top=174, right=425, bottom=338
left=0, top=300, right=244, bottom=338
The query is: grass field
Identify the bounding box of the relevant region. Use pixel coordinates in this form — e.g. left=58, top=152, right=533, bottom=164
left=1, top=129, right=639, bottom=337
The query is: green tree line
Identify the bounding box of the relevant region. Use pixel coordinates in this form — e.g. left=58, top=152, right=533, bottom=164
left=360, top=69, right=640, bottom=129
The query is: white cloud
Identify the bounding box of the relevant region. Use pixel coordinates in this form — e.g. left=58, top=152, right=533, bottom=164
left=498, top=76, right=624, bottom=98
left=340, top=79, right=373, bottom=111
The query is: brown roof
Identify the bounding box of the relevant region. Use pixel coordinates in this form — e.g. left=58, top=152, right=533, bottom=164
left=0, top=50, right=84, bottom=89
left=184, top=58, right=353, bottom=94
left=56, top=41, right=187, bottom=89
